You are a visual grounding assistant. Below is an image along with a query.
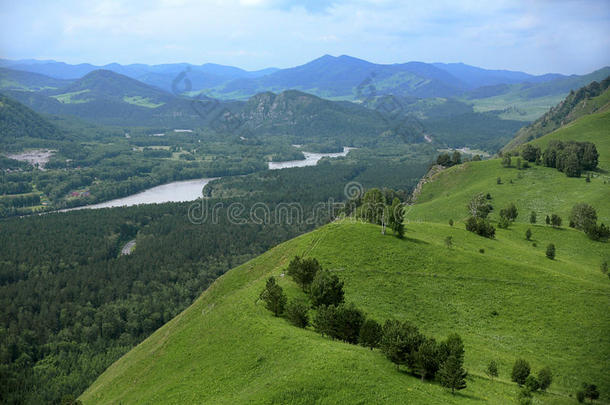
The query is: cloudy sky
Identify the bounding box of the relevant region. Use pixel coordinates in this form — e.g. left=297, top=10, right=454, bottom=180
left=1, top=0, right=609, bottom=74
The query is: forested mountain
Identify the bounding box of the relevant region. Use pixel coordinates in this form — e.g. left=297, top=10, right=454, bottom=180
left=0, top=93, right=64, bottom=144
left=503, top=76, right=610, bottom=150
left=0, top=67, right=72, bottom=91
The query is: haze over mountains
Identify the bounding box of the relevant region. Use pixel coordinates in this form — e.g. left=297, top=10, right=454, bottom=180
left=2, top=55, right=609, bottom=101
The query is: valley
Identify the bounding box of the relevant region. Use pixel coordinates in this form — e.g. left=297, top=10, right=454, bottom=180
left=1, top=50, right=609, bottom=405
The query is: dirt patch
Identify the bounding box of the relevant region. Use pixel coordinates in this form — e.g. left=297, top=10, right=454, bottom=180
left=7, top=149, right=56, bottom=170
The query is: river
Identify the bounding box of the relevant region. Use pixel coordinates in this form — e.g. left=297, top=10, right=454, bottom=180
left=65, top=147, right=353, bottom=210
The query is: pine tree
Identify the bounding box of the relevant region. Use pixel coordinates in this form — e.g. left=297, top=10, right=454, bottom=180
left=259, top=277, right=287, bottom=316
left=359, top=319, right=382, bottom=350
left=439, top=355, right=468, bottom=394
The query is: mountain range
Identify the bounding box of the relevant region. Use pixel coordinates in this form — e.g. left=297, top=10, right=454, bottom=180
left=3, top=55, right=608, bottom=102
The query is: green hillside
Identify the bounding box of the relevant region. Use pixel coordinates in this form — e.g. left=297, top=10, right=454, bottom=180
left=82, top=107, right=610, bottom=404
left=502, top=77, right=610, bottom=151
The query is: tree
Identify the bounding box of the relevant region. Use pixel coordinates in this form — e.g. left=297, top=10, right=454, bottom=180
left=314, top=305, right=337, bottom=337
left=550, top=214, right=562, bottom=228
left=287, top=256, right=321, bottom=291
left=582, top=383, right=600, bottom=403
left=449, top=218, right=454, bottom=226
left=537, top=367, right=552, bottom=391
left=438, top=355, right=467, bottom=394
left=502, top=155, right=512, bottom=168
left=521, top=144, right=541, bottom=162
left=451, top=151, right=462, bottom=166
left=436, top=153, right=451, bottom=166
left=413, top=337, right=440, bottom=380
left=511, top=359, right=531, bottom=386
left=309, top=269, right=344, bottom=307
left=259, top=277, right=287, bottom=316
left=465, top=216, right=496, bottom=238
left=334, top=303, right=365, bottom=344
left=577, top=389, right=585, bottom=403
left=389, top=197, right=404, bottom=238
left=468, top=193, right=491, bottom=219
left=284, top=298, right=309, bottom=328
left=485, top=360, right=498, bottom=381
left=525, top=375, right=540, bottom=392
left=569, top=203, right=597, bottom=231
left=529, top=211, right=536, bottom=224
left=381, top=320, right=407, bottom=370
left=359, top=188, right=385, bottom=224
left=500, top=203, right=518, bottom=221
left=546, top=244, right=556, bottom=260
left=359, top=319, right=382, bottom=350
left=582, top=143, right=599, bottom=170
left=545, top=215, right=550, bottom=225
left=525, top=228, right=532, bottom=241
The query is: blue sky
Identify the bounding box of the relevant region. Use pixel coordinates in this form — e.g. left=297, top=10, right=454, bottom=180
left=1, top=0, right=609, bottom=74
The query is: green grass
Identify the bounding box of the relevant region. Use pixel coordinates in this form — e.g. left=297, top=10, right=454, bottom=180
left=468, top=94, right=564, bottom=122
left=51, top=89, right=92, bottom=104
left=122, top=95, right=165, bottom=108
left=81, top=109, right=609, bottom=404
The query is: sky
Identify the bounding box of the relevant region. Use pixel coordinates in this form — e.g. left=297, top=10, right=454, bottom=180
left=1, top=0, right=609, bottom=75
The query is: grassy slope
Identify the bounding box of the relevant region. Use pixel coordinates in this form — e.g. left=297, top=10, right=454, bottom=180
left=82, top=112, right=610, bottom=404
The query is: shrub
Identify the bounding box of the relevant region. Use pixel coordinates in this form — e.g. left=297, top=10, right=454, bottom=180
left=546, top=244, right=556, bottom=260
left=448, top=218, right=454, bottom=226
left=485, top=360, right=499, bottom=380
left=550, top=214, right=562, bottom=228
left=537, top=367, right=552, bottom=391
left=525, top=229, right=532, bottom=240
left=511, top=359, right=531, bottom=386
left=466, top=216, right=496, bottom=238
left=284, top=298, right=310, bottom=328
left=529, top=211, right=536, bottom=224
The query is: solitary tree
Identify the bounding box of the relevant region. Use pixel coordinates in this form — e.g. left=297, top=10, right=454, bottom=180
left=438, top=355, right=468, bottom=394
left=449, top=218, right=454, bottom=226
left=259, top=277, right=287, bottom=316
left=537, top=367, right=553, bottom=391
left=530, top=211, right=536, bottom=224
left=468, top=193, right=491, bottom=219
left=511, top=359, right=531, bottom=386
left=546, top=244, right=556, bottom=260
left=502, top=155, right=512, bottom=168
left=525, top=229, right=532, bottom=241
left=545, top=215, right=550, bottom=225
left=359, top=319, right=382, bottom=350
left=485, top=360, right=499, bottom=381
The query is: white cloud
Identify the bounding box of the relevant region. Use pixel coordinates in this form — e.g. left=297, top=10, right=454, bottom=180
left=0, top=0, right=608, bottom=74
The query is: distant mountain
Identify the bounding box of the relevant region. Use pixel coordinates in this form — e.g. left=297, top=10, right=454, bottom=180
left=0, top=93, right=64, bottom=144
left=432, top=62, right=563, bottom=88
left=0, top=67, right=73, bottom=91
left=215, top=54, right=468, bottom=99
left=0, top=59, right=279, bottom=93
left=503, top=75, right=610, bottom=151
